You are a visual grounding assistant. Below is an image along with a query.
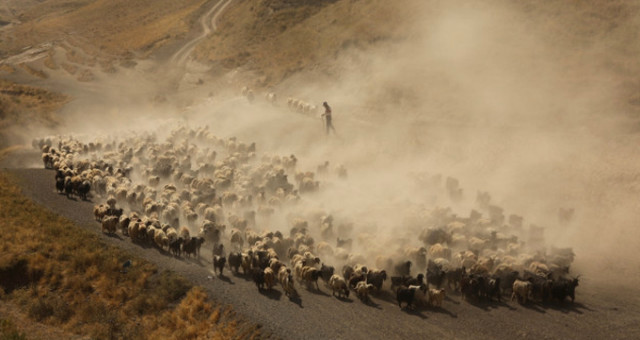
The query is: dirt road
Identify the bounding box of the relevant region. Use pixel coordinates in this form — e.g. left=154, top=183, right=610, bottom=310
left=5, top=163, right=639, bottom=340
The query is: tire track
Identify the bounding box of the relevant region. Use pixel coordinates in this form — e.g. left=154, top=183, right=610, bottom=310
left=170, top=0, right=233, bottom=67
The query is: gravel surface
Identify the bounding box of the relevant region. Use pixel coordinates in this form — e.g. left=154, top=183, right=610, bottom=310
left=4, top=163, right=640, bottom=340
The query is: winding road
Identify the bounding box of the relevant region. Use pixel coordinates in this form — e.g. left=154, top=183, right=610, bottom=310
left=170, top=0, right=233, bottom=66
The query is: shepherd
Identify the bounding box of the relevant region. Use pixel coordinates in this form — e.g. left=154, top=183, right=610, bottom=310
left=322, top=101, right=336, bottom=135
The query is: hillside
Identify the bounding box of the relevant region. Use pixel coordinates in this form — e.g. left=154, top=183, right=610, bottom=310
left=192, top=0, right=640, bottom=117
left=0, top=0, right=206, bottom=60
left=192, top=0, right=418, bottom=87
left=2, top=1, right=640, bottom=339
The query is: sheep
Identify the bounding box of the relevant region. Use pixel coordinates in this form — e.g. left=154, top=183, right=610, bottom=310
left=328, top=274, right=350, bottom=298
left=396, top=285, right=424, bottom=309
left=101, top=215, right=118, bottom=234
left=179, top=226, right=191, bottom=240
left=106, top=196, right=117, bottom=209
left=551, top=276, right=579, bottom=303
left=269, top=258, right=285, bottom=274
left=316, top=241, right=334, bottom=258
left=169, top=238, right=183, bottom=256
left=264, top=267, right=276, bottom=290
left=93, top=204, right=108, bottom=221
left=428, top=288, right=446, bottom=307
left=511, top=279, right=532, bottom=304
left=154, top=229, right=169, bottom=250
left=182, top=236, right=205, bottom=258
left=213, top=255, right=226, bottom=276
left=265, top=92, right=277, bottom=105
left=293, top=260, right=306, bottom=283
left=118, top=215, right=131, bottom=235
left=319, top=263, right=335, bottom=285
left=353, top=264, right=369, bottom=276
left=279, top=267, right=297, bottom=297
left=252, top=268, right=265, bottom=290
left=348, top=272, right=366, bottom=289
left=241, top=252, right=252, bottom=275
left=230, top=228, right=244, bottom=250
left=529, top=261, right=550, bottom=277
left=428, top=243, right=451, bottom=260
left=366, top=269, right=387, bottom=291
left=228, top=252, right=242, bottom=274
left=468, top=237, right=489, bottom=253
left=355, top=281, right=374, bottom=302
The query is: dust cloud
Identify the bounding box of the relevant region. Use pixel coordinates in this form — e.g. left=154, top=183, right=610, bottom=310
left=19, top=0, right=640, bottom=284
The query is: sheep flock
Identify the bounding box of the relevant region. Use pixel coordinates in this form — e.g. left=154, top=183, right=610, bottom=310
left=32, top=119, right=580, bottom=312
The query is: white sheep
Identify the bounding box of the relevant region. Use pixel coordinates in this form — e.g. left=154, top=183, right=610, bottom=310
left=328, top=274, right=350, bottom=298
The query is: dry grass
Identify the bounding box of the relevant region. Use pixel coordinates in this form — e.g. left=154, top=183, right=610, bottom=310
left=0, top=318, right=27, bottom=340
left=193, top=0, right=413, bottom=87
left=1, top=0, right=207, bottom=63
left=0, top=171, right=259, bottom=339
left=0, top=80, right=68, bottom=148
left=191, top=0, right=640, bottom=101
left=16, top=64, right=48, bottom=79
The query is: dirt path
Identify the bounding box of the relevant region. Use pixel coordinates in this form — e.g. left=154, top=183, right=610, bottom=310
left=5, top=164, right=640, bottom=340
left=170, top=0, right=233, bottom=66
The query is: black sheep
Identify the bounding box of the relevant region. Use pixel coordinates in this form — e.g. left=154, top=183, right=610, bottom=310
left=213, top=255, right=226, bottom=276
left=484, top=277, right=501, bottom=301
left=367, top=270, right=388, bottom=291
left=77, top=180, right=91, bottom=200
left=446, top=267, right=465, bottom=291
left=348, top=273, right=366, bottom=289
left=252, top=268, right=265, bottom=290
left=551, top=277, right=579, bottom=303
left=183, top=237, right=205, bottom=258
left=342, top=265, right=355, bottom=281
left=427, top=269, right=446, bottom=289
left=64, top=177, right=73, bottom=197
left=396, top=286, right=418, bottom=309
left=406, top=273, right=424, bottom=286
left=169, top=238, right=183, bottom=256
left=320, top=263, right=335, bottom=284
left=228, top=252, right=242, bottom=274
left=212, top=243, right=224, bottom=256
left=55, top=177, right=65, bottom=194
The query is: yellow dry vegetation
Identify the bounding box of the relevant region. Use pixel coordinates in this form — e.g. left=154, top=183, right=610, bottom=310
left=0, top=171, right=259, bottom=339
left=0, top=80, right=67, bottom=145
left=194, top=0, right=415, bottom=86
left=193, top=0, right=640, bottom=97
left=1, top=0, right=207, bottom=59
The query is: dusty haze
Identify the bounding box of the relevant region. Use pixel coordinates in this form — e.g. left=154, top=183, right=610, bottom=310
left=13, top=0, right=640, bottom=286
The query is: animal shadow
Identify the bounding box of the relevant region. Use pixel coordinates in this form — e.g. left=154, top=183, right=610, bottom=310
left=401, top=306, right=428, bottom=319
left=288, top=294, right=303, bottom=308
left=259, top=288, right=282, bottom=300
left=105, top=233, right=123, bottom=240
left=461, top=297, right=492, bottom=311
left=519, top=301, right=546, bottom=314
left=428, top=306, right=458, bottom=318
left=361, top=298, right=382, bottom=309
left=334, top=295, right=353, bottom=303
left=217, top=274, right=234, bottom=285
left=546, top=301, right=589, bottom=314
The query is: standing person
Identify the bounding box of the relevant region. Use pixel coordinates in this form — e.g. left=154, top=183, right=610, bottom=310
left=322, top=101, right=336, bottom=135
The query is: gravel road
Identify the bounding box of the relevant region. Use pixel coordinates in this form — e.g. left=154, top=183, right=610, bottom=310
left=4, top=160, right=640, bottom=340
